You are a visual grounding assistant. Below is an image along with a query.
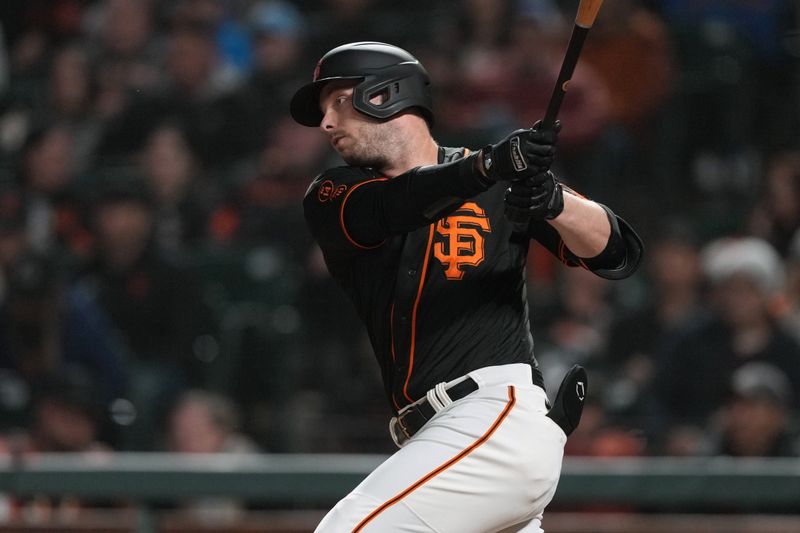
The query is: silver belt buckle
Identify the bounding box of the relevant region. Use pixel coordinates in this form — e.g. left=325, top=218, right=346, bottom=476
left=389, top=413, right=412, bottom=447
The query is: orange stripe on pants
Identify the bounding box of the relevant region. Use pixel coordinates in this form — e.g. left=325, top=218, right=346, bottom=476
left=352, top=386, right=517, bottom=532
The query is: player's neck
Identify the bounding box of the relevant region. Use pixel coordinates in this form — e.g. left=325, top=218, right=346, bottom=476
left=382, top=140, right=438, bottom=177
left=381, top=121, right=439, bottom=178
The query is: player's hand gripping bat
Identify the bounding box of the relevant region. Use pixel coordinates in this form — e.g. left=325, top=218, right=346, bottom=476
left=504, top=0, right=605, bottom=227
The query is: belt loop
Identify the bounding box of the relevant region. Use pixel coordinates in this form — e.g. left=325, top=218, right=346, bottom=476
left=425, top=381, right=454, bottom=413
left=434, top=382, right=453, bottom=409
left=426, top=387, right=444, bottom=412
left=388, top=375, right=479, bottom=446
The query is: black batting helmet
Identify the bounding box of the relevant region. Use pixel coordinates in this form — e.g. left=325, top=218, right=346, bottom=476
left=290, top=41, right=433, bottom=127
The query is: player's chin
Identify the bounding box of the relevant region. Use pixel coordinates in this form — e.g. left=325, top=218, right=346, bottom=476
left=338, top=150, right=358, bottom=165
left=340, top=152, right=384, bottom=169
left=334, top=142, right=355, bottom=161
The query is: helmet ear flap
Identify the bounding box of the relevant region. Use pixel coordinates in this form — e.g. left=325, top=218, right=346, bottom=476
left=352, top=65, right=433, bottom=124
left=352, top=78, right=395, bottom=117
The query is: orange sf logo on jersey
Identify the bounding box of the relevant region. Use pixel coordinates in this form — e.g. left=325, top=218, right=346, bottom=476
left=433, top=202, right=492, bottom=280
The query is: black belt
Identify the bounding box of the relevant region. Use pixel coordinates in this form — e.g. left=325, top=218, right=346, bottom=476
left=390, top=365, right=588, bottom=446
left=392, top=377, right=479, bottom=444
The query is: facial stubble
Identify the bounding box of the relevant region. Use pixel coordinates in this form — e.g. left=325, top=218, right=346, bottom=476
left=339, top=120, right=405, bottom=173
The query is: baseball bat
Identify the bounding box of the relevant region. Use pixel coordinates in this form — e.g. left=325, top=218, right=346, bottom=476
left=506, top=0, right=604, bottom=225
left=541, top=0, right=604, bottom=129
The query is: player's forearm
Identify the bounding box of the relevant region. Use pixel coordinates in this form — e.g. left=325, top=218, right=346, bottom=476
left=548, top=192, right=611, bottom=258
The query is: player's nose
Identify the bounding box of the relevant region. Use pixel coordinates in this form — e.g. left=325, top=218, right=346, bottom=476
left=320, top=108, right=336, bottom=132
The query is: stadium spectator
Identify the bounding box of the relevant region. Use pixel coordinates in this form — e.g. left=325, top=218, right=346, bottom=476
left=18, top=123, right=93, bottom=261
left=710, top=362, right=798, bottom=457
left=0, top=194, right=126, bottom=432
left=16, top=369, right=111, bottom=453
left=0, top=369, right=116, bottom=522
left=42, top=43, right=102, bottom=174
left=749, top=150, right=800, bottom=257
left=4, top=1, right=83, bottom=113
left=604, top=221, right=705, bottom=438
left=648, top=0, right=799, bottom=227
left=449, top=0, right=513, bottom=54
left=654, top=237, right=800, bottom=447
left=80, top=176, right=215, bottom=449
left=653, top=0, right=799, bottom=152
left=140, top=121, right=214, bottom=253
left=233, top=116, right=328, bottom=248
left=0, top=250, right=126, bottom=423
left=97, top=15, right=250, bottom=168
left=238, top=0, right=309, bottom=148
left=167, top=389, right=258, bottom=454
left=536, top=266, right=615, bottom=385
left=166, top=0, right=253, bottom=74
left=163, top=13, right=242, bottom=100
left=86, top=0, right=162, bottom=118
left=165, top=389, right=258, bottom=523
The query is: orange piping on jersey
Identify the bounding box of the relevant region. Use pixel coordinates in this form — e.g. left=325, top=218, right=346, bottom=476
left=340, top=177, right=390, bottom=250
left=352, top=386, right=517, bottom=532
left=402, top=224, right=435, bottom=403
left=389, top=303, right=396, bottom=362
left=390, top=303, right=401, bottom=411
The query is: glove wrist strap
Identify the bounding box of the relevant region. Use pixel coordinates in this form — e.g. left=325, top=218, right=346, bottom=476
left=544, top=181, right=565, bottom=220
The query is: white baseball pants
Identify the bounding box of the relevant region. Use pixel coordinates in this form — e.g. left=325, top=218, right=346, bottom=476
left=315, top=363, right=567, bottom=532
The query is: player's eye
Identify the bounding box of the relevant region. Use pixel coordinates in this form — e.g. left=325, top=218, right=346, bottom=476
left=334, top=94, right=350, bottom=107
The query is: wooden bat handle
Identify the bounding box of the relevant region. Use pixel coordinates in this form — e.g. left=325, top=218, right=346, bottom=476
left=540, top=25, right=588, bottom=129
left=506, top=0, right=604, bottom=229
left=576, top=0, right=604, bottom=29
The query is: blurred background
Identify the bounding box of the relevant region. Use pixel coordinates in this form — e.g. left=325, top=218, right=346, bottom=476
left=0, top=0, right=798, bottom=531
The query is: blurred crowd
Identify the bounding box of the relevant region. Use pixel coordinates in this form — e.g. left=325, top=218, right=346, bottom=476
left=0, top=0, right=798, bottom=484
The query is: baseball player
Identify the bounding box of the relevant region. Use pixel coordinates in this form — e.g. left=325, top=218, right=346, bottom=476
left=291, top=42, right=642, bottom=533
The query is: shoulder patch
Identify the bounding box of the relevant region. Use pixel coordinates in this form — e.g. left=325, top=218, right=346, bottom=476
left=305, top=166, right=380, bottom=203
left=317, top=180, right=348, bottom=203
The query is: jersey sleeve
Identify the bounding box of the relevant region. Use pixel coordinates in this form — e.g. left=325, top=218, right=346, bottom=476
left=303, top=166, right=388, bottom=254
left=303, top=154, right=491, bottom=255
left=529, top=202, right=643, bottom=280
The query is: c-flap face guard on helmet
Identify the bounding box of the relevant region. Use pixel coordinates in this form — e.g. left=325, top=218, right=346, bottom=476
left=352, top=63, right=433, bottom=122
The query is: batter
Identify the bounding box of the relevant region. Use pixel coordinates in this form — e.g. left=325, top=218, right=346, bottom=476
left=290, top=41, right=642, bottom=533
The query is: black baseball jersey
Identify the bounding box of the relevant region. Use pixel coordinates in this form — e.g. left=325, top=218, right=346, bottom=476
left=304, top=147, right=640, bottom=413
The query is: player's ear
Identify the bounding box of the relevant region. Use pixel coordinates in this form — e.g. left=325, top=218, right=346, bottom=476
left=368, top=88, right=390, bottom=106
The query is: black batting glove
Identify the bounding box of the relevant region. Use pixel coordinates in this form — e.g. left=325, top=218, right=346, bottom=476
left=504, top=170, right=565, bottom=221
left=477, top=122, right=560, bottom=182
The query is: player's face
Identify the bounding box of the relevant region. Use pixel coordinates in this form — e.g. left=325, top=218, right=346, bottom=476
left=318, top=82, right=399, bottom=169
